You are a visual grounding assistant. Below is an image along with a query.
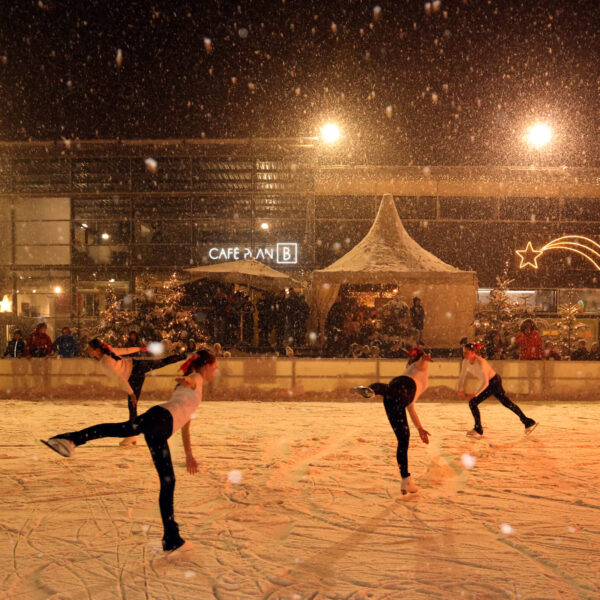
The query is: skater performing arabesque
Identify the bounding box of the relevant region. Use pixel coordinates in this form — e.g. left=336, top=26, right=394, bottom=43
left=87, top=338, right=187, bottom=446
left=42, top=349, right=217, bottom=555
left=458, top=342, right=537, bottom=437
left=352, top=347, right=432, bottom=497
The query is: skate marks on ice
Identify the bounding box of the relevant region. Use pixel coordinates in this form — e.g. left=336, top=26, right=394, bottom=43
left=2, top=400, right=600, bottom=599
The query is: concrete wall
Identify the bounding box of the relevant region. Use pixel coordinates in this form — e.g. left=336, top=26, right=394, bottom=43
left=1, top=357, right=599, bottom=400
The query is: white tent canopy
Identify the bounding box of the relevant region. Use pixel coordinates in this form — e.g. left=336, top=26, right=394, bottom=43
left=310, top=194, right=477, bottom=346
left=186, top=258, right=299, bottom=292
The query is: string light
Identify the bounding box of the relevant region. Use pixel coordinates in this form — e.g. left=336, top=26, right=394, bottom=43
left=516, top=236, right=600, bottom=270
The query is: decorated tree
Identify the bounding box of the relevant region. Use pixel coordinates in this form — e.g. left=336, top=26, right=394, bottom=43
left=92, top=273, right=210, bottom=352
left=474, top=277, right=521, bottom=354
left=552, top=303, right=587, bottom=358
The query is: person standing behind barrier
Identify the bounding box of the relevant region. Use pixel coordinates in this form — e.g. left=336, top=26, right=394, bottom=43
left=3, top=329, right=26, bottom=358
left=53, top=326, right=78, bottom=358
left=514, top=319, right=543, bottom=360
left=459, top=342, right=537, bottom=438
left=410, top=297, right=425, bottom=345
left=87, top=338, right=187, bottom=446
left=26, top=323, right=53, bottom=358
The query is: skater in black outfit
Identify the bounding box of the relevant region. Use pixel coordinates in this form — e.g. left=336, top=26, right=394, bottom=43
left=87, top=338, right=187, bottom=445
left=352, top=347, right=431, bottom=495
left=458, top=342, right=537, bottom=437
left=42, top=350, right=218, bottom=554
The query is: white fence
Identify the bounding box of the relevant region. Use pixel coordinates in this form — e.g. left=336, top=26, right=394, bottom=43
left=1, top=358, right=599, bottom=401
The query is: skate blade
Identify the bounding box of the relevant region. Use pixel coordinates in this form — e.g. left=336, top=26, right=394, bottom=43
left=525, top=422, right=539, bottom=436
left=41, top=439, right=67, bottom=457
left=164, top=541, right=195, bottom=560
left=396, top=491, right=419, bottom=502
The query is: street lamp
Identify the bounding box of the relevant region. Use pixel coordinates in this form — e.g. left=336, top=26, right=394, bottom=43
left=320, top=122, right=341, bottom=144
left=525, top=122, right=552, bottom=149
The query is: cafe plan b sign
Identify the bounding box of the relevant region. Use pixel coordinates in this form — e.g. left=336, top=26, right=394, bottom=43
left=208, top=243, right=298, bottom=264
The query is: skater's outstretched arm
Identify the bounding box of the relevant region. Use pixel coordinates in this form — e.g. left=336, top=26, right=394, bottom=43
left=112, top=346, right=146, bottom=356
left=406, top=402, right=430, bottom=444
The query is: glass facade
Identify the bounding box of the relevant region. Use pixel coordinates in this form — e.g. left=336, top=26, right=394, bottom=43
left=1, top=139, right=600, bottom=342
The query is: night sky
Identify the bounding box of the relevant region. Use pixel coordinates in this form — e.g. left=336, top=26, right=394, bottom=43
left=1, top=0, right=599, bottom=165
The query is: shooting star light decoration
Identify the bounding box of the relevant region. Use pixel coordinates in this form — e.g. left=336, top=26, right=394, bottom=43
left=516, top=236, right=600, bottom=270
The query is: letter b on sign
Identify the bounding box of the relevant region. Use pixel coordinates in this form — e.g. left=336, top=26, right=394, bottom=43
left=276, top=243, right=297, bottom=264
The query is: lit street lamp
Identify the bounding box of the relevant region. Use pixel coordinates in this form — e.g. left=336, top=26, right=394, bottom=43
left=320, top=122, right=341, bottom=145
left=525, top=122, right=552, bottom=149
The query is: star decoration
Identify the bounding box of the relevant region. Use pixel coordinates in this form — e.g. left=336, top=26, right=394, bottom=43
left=516, top=241, right=544, bottom=269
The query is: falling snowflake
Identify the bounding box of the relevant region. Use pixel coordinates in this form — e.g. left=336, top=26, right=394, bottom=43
left=144, top=158, right=158, bottom=173
left=500, top=523, right=514, bottom=535
left=227, top=469, right=243, bottom=484
left=460, top=453, right=476, bottom=469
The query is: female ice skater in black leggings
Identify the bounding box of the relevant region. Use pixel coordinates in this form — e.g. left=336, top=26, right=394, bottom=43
left=458, top=342, right=537, bottom=437
left=87, top=338, right=187, bottom=445
left=352, top=348, right=432, bottom=496
left=42, top=350, right=217, bottom=554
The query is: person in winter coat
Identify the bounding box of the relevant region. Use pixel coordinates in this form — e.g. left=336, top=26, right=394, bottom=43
left=569, top=340, right=589, bottom=361
left=53, top=326, right=78, bottom=358
left=26, top=323, right=53, bottom=358
left=458, top=342, right=537, bottom=437
left=3, top=329, right=26, bottom=358
left=514, top=319, right=543, bottom=360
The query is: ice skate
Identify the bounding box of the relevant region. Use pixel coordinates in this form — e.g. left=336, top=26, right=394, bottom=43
left=41, top=437, right=75, bottom=457
left=524, top=420, right=538, bottom=436
left=119, top=436, right=138, bottom=446
left=164, top=540, right=194, bottom=559
left=466, top=428, right=483, bottom=438
left=350, top=386, right=375, bottom=399
left=400, top=475, right=419, bottom=495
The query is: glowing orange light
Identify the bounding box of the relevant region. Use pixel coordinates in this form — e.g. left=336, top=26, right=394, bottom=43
left=516, top=236, right=600, bottom=270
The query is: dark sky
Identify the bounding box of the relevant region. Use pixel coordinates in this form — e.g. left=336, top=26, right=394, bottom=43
left=1, top=0, right=599, bottom=165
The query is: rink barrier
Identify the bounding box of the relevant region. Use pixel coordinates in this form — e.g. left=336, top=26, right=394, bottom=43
left=0, top=357, right=599, bottom=400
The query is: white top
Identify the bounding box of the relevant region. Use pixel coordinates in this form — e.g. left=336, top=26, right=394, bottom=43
left=160, top=372, right=204, bottom=434
left=458, top=356, right=496, bottom=396
left=402, top=362, right=429, bottom=403
left=97, top=347, right=140, bottom=395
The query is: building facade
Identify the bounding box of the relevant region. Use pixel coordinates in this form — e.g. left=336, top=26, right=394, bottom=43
left=1, top=138, right=599, bottom=337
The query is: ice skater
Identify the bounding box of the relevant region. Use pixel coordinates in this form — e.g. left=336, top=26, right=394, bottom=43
left=352, top=347, right=432, bottom=496
left=458, top=342, right=537, bottom=437
left=42, top=349, right=217, bottom=555
left=87, top=338, right=187, bottom=445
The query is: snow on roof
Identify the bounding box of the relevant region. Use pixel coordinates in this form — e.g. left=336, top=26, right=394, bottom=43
left=315, top=194, right=469, bottom=278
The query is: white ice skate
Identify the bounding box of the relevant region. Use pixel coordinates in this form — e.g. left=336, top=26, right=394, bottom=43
left=119, top=436, right=138, bottom=447
left=350, top=386, right=375, bottom=399
left=524, top=421, right=538, bottom=436
left=42, top=438, right=75, bottom=457
left=400, top=476, right=419, bottom=496
left=164, top=540, right=194, bottom=559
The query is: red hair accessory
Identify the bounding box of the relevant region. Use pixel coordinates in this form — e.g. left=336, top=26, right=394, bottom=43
left=179, top=355, right=196, bottom=373
left=102, top=343, right=112, bottom=352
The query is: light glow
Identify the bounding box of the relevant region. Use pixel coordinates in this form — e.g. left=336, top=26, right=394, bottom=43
left=54, top=286, right=62, bottom=294
left=101, top=232, right=110, bottom=240
left=0, top=294, right=12, bottom=313
left=517, top=236, right=600, bottom=270
left=320, top=122, right=341, bottom=144
left=525, top=122, right=552, bottom=149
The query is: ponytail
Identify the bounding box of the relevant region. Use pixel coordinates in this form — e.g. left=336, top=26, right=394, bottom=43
left=179, top=349, right=216, bottom=376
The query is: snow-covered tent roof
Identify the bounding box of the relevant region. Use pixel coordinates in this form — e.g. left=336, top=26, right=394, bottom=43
left=313, top=193, right=473, bottom=284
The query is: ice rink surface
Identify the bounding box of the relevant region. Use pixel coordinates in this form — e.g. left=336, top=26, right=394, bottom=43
left=1, top=399, right=599, bottom=600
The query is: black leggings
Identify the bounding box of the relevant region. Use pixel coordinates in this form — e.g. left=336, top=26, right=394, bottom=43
left=371, top=376, right=416, bottom=479
left=469, top=374, right=531, bottom=434
left=127, top=354, right=186, bottom=421
left=57, top=405, right=184, bottom=551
